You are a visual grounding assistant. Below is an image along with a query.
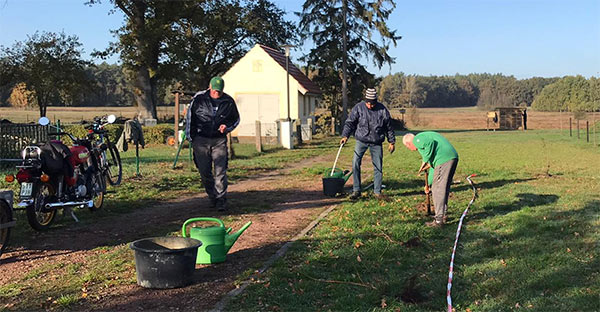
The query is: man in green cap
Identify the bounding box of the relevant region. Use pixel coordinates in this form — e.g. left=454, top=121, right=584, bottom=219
left=185, top=76, right=240, bottom=211
left=402, top=132, right=458, bottom=227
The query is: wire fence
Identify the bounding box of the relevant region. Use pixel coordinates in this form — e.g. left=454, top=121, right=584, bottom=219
left=563, top=112, right=600, bottom=146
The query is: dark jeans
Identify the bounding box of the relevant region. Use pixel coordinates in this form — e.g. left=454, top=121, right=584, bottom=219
left=432, top=158, right=458, bottom=222
left=352, top=140, right=383, bottom=194
left=192, top=136, right=228, bottom=201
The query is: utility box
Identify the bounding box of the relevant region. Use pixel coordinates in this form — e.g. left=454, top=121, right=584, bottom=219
left=487, top=107, right=525, bottom=130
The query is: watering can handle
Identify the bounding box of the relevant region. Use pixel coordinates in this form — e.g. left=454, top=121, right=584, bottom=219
left=330, top=143, right=345, bottom=176
left=181, top=217, right=225, bottom=237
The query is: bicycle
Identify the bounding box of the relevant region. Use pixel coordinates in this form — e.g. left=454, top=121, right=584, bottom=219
left=85, top=115, right=123, bottom=186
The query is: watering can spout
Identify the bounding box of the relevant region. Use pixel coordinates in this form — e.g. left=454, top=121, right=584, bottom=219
left=343, top=170, right=353, bottom=182
left=224, top=221, right=252, bottom=253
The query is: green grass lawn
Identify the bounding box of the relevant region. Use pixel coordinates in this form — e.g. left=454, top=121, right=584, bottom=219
left=228, top=129, right=600, bottom=311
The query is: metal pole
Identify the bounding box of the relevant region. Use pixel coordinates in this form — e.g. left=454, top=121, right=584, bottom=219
left=577, top=120, right=580, bottom=139
left=56, top=120, right=61, bottom=141
left=136, top=143, right=140, bottom=177
left=174, top=92, right=180, bottom=148
left=285, top=48, right=290, bottom=122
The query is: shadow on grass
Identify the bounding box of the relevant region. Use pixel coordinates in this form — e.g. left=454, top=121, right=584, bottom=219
left=395, top=177, right=537, bottom=197
left=469, top=193, right=560, bottom=220
left=454, top=199, right=599, bottom=310
left=2, top=186, right=341, bottom=257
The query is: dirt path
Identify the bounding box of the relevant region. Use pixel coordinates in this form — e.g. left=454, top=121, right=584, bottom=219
left=1, top=154, right=345, bottom=311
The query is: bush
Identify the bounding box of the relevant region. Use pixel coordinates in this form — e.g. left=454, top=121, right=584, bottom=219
left=314, top=111, right=335, bottom=135
left=143, top=124, right=174, bottom=144
left=60, top=123, right=174, bottom=145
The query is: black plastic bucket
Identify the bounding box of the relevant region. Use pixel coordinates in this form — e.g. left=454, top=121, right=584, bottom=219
left=130, top=237, right=202, bottom=289
left=322, top=177, right=346, bottom=197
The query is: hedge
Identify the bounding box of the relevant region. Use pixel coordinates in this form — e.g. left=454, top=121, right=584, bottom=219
left=59, top=123, right=174, bottom=146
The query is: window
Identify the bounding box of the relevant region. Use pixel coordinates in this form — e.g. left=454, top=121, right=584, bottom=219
left=252, top=60, right=263, bottom=72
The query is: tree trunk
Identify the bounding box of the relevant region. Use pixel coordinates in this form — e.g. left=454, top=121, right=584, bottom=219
left=149, top=75, right=158, bottom=119
left=37, top=94, right=46, bottom=117
left=341, top=0, right=349, bottom=126
left=133, top=66, right=155, bottom=120
left=128, top=0, right=157, bottom=120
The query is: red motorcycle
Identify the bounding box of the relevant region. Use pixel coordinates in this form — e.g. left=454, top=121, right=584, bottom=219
left=5, top=115, right=122, bottom=230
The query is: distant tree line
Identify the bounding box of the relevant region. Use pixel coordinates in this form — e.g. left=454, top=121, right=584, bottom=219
left=0, top=60, right=166, bottom=109
left=377, top=73, right=599, bottom=112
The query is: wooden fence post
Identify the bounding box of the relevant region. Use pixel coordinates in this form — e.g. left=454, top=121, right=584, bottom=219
left=331, top=117, right=336, bottom=136
left=586, top=121, right=589, bottom=143
left=577, top=119, right=580, bottom=139
left=296, top=120, right=303, bottom=145
left=227, top=133, right=235, bottom=159
left=569, top=118, right=572, bottom=137
left=255, top=120, right=262, bottom=153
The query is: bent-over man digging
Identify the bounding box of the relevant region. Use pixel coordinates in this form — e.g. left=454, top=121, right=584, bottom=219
left=403, top=132, right=458, bottom=227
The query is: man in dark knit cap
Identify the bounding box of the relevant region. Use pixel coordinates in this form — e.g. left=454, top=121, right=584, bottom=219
left=340, top=88, right=395, bottom=200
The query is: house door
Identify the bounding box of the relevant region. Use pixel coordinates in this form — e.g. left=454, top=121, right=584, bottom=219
left=236, top=94, right=280, bottom=136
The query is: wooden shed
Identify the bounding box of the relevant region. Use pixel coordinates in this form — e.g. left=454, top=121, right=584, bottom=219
left=487, top=107, right=526, bottom=130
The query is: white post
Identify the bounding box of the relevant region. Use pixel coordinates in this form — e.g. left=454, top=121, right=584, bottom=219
left=281, top=120, right=293, bottom=149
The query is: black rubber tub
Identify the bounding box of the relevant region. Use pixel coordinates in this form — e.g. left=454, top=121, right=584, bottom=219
left=130, top=237, right=202, bottom=289
left=322, top=177, right=346, bottom=197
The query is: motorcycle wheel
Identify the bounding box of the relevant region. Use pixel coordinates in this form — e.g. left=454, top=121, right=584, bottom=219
left=0, top=200, right=12, bottom=257
left=26, top=183, right=57, bottom=231
left=89, top=171, right=104, bottom=212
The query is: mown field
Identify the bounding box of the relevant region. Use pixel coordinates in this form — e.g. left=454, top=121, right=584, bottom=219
left=0, top=106, right=176, bottom=124
left=228, top=129, right=600, bottom=311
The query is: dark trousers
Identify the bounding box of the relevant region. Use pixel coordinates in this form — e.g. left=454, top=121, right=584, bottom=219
left=192, top=136, right=228, bottom=200
left=432, top=158, right=458, bottom=222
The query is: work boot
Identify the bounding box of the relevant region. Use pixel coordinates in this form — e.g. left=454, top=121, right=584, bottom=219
left=425, top=220, right=443, bottom=228
left=216, top=198, right=228, bottom=212
left=432, top=215, right=449, bottom=223
left=348, top=191, right=361, bottom=200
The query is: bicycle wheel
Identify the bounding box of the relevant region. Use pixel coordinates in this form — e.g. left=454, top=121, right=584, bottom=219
left=104, top=141, right=122, bottom=186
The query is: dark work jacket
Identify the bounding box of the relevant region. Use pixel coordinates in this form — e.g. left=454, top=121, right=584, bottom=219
left=341, top=101, right=395, bottom=145
left=185, top=90, right=240, bottom=142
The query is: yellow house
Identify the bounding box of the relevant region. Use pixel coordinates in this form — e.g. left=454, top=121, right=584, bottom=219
left=222, top=44, right=322, bottom=139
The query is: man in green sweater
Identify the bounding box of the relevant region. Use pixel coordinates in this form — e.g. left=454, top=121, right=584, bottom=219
left=402, top=132, right=459, bottom=227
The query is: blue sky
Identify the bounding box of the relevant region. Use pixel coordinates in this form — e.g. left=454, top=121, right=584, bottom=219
left=1, top=0, right=599, bottom=79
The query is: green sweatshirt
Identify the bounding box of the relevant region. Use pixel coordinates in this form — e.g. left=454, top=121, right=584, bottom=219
left=413, top=131, right=458, bottom=185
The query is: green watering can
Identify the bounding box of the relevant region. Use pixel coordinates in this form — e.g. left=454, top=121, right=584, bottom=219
left=325, top=168, right=353, bottom=181
left=182, top=217, right=252, bottom=264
